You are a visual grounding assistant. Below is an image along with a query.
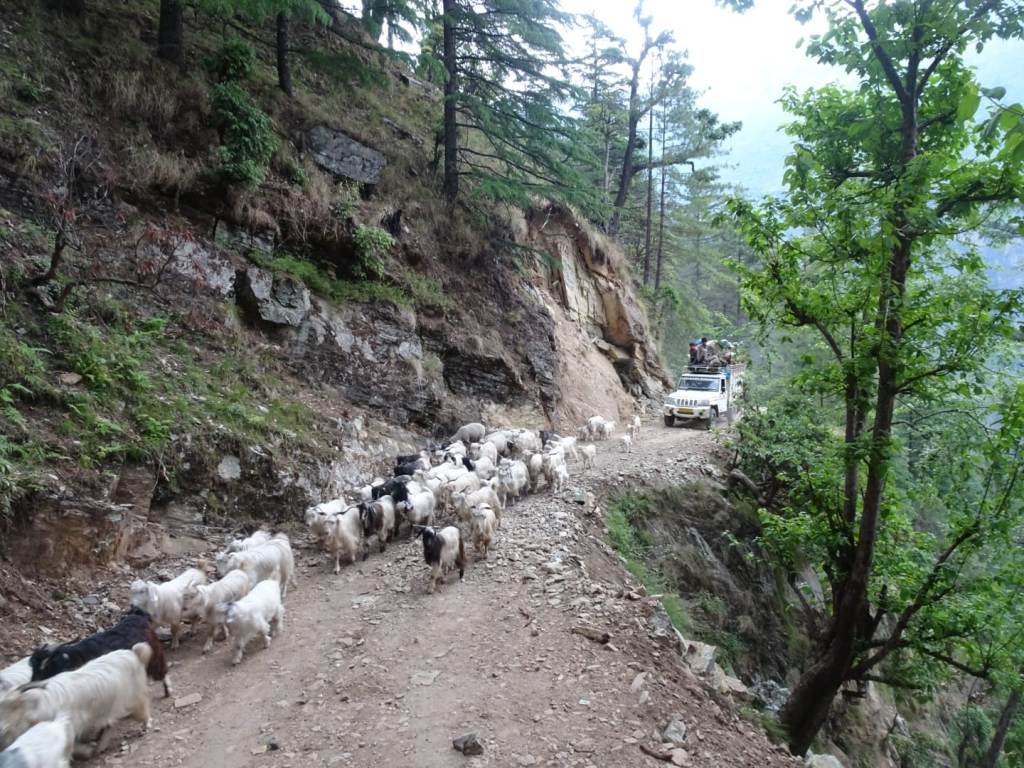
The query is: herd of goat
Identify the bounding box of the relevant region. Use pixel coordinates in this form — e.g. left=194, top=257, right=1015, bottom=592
left=0, top=414, right=640, bottom=767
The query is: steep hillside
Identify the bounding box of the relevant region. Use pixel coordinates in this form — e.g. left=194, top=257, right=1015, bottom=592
left=0, top=1, right=667, bottom=574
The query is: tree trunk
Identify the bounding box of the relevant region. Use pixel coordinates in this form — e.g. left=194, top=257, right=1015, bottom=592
left=654, top=106, right=668, bottom=290
left=610, top=58, right=642, bottom=234
left=157, top=0, right=185, bottom=68
left=52, top=0, right=86, bottom=14
left=441, top=0, right=459, bottom=202
left=276, top=13, right=292, bottom=96
left=981, top=688, right=1022, bottom=768
left=642, top=76, right=655, bottom=287
left=780, top=39, right=922, bottom=756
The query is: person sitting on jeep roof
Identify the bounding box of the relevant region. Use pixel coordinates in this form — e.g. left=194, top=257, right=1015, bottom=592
left=695, top=339, right=707, bottom=364
left=688, top=341, right=700, bottom=366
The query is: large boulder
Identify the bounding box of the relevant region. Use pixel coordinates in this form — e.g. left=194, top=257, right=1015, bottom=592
left=598, top=282, right=647, bottom=348
left=236, top=268, right=311, bottom=327
left=683, top=640, right=718, bottom=676
left=307, top=125, right=386, bottom=185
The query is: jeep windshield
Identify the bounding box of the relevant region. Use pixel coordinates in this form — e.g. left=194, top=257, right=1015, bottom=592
left=677, top=377, right=718, bottom=391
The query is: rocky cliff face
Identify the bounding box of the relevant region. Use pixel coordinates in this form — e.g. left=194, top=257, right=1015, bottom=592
left=2, top=198, right=666, bottom=577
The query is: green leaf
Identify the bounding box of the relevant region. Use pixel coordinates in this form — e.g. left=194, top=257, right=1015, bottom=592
left=957, top=88, right=981, bottom=122
left=1011, top=135, right=1024, bottom=164
left=981, top=85, right=1007, bottom=100
left=998, top=107, right=1021, bottom=131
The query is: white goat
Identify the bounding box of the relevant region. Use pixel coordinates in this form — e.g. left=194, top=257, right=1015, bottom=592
left=558, top=436, right=579, bottom=462
left=482, top=430, right=513, bottom=457
left=581, top=444, right=597, bottom=469
left=525, top=452, right=544, bottom=492
left=216, top=529, right=272, bottom=575
left=217, top=580, right=284, bottom=666
left=470, top=441, right=498, bottom=464
left=0, top=716, right=74, bottom=768
left=304, top=499, right=347, bottom=544
left=0, top=644, right=152, bottom=751
left=442, top=472, right=481, bottom=512
left=630, top=414, right=642, bottom=440
left=497, top=459, right=529, bottom=507
left=129, top=567, right=207, bottom=650
left=427, top=462, right=466, bottom=482
left=470, top=505, right=498, bottom=560
left=552, top=463, right=570, bottom=492
left=542, top=450, right=566, bottom=490
left=619, top=433, right=632, bottom=453
left=452, top=486, right=503, bottom=527
left=325, top=507, right=362, bottom=573
left=451, top=422, right=487, bottom=445
left=412, top=469, right=443, bottom=498
left=0, top=657, right=31, bottom=692
left=224, top=534, right=296, bottom=597
left=511, top=430, right=541, bottom=455
left=600, top=421, right=616, bottom=440
left=181, top=569, right=252, bottom=654
left=470, top=456, right=496, bottom=480
left=587, top=416, right=606, bottom=439
left=400, top=490, right=435, bottom=534
left=225, top=529, right=271, bottom=553
left=443, top=440, right=467, bottom=459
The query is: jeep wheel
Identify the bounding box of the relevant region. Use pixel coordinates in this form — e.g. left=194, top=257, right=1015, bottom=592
left=705, top=407, right=719, bottom=430
left=663, top=415, right=675, bottom=427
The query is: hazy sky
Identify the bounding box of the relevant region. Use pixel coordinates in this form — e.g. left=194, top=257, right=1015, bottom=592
left=561, top=0, right=1024, bottom=196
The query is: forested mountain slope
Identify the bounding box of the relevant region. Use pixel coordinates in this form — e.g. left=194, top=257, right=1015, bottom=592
left=0, top=0, right=671, bottom=569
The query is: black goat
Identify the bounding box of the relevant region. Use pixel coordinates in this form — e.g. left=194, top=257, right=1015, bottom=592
left=540, top=430, right=561, bottom=447
left=373, top=476, right=413, bottom=502
left=30, top=606, right=172, bottom=697
left=394, top=461, right=421, bottom=478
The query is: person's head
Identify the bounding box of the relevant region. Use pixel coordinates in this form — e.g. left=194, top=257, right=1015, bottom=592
left=689, top=342, right=696, bottom=350
left=701, top=337, right=708, bottom=345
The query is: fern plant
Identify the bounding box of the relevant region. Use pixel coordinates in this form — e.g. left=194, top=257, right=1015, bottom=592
left=352, top=225, right=395, bottom=279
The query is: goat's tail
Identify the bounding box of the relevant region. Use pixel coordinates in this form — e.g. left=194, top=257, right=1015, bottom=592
left=142, top=626, right=168, bottom=684
left=457, top=534, right=466, bottom=579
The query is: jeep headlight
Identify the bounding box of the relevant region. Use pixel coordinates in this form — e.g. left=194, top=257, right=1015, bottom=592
left=698, top=399, right=710, bottom=407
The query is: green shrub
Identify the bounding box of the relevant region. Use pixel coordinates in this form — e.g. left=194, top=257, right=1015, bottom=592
left=891, top=732, right=949, bottom=768
left=951, top=705, right=992, bottom=768
left=352, top=225, right=396, bottom=279
left=284, top=160, right=307, bottom=186
left=15, top=78, right=41, bottom=103
left=212, top=82, right=279, bottom=188
left=404, top=272, right=451, bottom=310
left=205, top=39, right=257, bottom=83
left=255, top=253, right=409, bottom=307
left=606, top=494, right=692, bottom=633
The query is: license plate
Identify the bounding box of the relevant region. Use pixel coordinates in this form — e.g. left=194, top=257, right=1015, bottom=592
left=678, top=408, right=694, bottom=414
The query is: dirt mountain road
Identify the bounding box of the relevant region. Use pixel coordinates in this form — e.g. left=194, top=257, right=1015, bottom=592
left=86, top=420, right=799, bottom=768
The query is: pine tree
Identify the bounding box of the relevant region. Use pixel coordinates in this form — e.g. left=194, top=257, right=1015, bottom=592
left=361, top=0, right=424, bottom=47
left=200, top=0, right=330, bottom=95
left=436, top=0, right=595, bottom=208
left=576, top=16, right=628, bottom=213
left=157, top=0, right=186, bottom=67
